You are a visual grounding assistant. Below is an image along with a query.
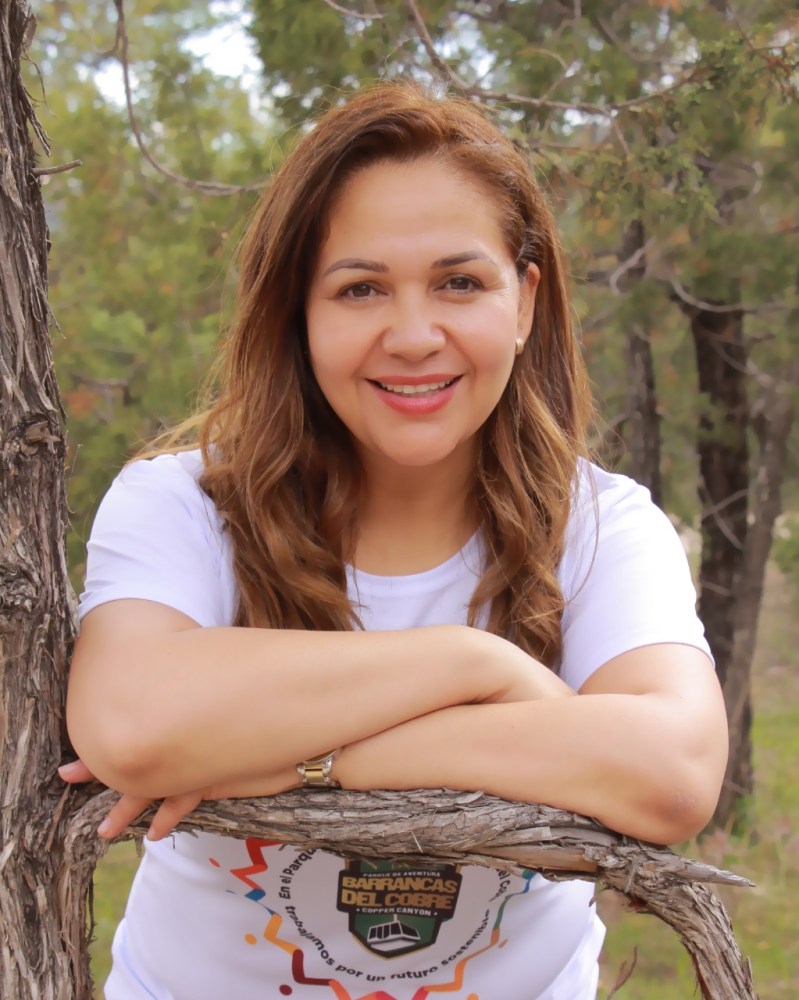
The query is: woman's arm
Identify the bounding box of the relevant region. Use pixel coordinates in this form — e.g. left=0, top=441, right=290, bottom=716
left=75, top=642, right=725, bottom=846
left=67, top=599, right=571, bottom=799
left=334, top=643, right=728, bottom=845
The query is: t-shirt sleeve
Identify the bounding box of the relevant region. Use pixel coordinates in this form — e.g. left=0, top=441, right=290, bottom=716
left=78, top=453, right=236, bottom=628
left=557, top=465, right=712, bottom=691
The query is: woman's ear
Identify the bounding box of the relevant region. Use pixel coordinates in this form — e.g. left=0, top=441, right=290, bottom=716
left=517, top=263, right=541, bottom=344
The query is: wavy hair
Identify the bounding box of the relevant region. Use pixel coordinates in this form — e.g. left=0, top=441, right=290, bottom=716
left=183, top=83, right=592, bottom=667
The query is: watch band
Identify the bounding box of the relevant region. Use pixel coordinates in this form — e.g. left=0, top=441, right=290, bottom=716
left=296, top=749, right=340, bottom=788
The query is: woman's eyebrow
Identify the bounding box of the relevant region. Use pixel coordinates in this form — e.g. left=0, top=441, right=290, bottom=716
left=431, top=251, right=496, bottom=269
left=322, top=258, right=389, bottom=276
left=322, top=251, right=496, bottom=277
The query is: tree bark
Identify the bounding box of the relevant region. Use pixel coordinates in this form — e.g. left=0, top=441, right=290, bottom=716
left=713, top=379, right=794, bottom=824
left=688, top=303, right=751, bottom=816
left=0, top=1, right=84, bottom=997
left=62, top=787, right=759, bottom=1000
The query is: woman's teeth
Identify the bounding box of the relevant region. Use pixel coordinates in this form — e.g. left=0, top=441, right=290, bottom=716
left=375, top=379, right=455, bottom=396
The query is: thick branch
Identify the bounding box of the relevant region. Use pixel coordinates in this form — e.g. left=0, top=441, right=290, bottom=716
left=64, top=787, right=757, bottom=1000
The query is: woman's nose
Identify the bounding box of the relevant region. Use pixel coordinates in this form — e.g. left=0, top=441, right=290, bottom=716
left=381, top=298, right=447, bottom=360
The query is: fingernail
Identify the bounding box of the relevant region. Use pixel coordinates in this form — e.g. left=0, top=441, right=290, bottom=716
left=97, top=819, right=111, bottom=838
left=58, top=762, right=80, bottom=779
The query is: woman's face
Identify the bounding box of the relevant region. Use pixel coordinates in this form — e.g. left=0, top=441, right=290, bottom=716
left=305, top=157, right=539, bottom=481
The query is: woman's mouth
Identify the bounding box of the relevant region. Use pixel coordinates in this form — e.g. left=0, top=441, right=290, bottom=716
left=370, top=377, right=459, bottom=398
left=367, top=376, right=462, bottom=415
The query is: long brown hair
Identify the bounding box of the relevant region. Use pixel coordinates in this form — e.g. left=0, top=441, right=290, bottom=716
left=187, top=83, right=592, bottom=667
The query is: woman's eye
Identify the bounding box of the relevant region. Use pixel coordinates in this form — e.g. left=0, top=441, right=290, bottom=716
left=443, top=275, right=481, bottom=293
left=340, top=282, right=377, bottom=300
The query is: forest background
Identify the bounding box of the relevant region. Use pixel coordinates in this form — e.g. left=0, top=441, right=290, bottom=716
left=30, top=0, right=797, bottom=996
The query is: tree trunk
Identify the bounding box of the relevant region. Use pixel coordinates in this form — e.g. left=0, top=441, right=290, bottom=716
left=0, top=5, right=760, bottom=998
left=713, top=379, right=794, bottom=824
left=689, top=303, right=751, bottom=818
left=617, top=219, right=662, bottom=506
left=0, top=0, right=86, bottom=996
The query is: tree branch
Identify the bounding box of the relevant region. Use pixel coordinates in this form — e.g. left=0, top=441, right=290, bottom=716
left=111, top=0, right=266, bottom=197
left=609, top=237, right=656, bottom=294
left=404, top=0, right=707, bottom=121
left=668, top=276, right=777, bottom=316
left=63, top=787, right=758, bottom=1000
left=405, top=0, right=469, bottom=90
left=320, top=0, right=385, bottom=19
left=32, top=159, right=83, bottom=177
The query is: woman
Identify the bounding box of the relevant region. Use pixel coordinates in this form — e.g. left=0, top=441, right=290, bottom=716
left=64, top=83, right=728, bottom=1000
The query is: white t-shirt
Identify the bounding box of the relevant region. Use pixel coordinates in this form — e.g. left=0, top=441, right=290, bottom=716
left=80, top=451, right=711, bottom=1000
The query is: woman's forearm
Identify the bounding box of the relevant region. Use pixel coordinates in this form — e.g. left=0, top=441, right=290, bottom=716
left=335, top=669, right=727, bottom=845
left=67, top=604, right=566, bottom=798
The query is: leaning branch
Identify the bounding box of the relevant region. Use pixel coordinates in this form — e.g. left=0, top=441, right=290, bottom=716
left=111, top=0, right=266, bottom=197
left=63, top=787, right=758, bottom=1000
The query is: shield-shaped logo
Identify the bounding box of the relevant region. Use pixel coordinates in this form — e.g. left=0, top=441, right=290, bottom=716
left=337, top=859, right=462, bottom=958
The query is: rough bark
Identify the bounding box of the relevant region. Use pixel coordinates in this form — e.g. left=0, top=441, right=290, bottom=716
left=62, top=787, right=759, bottom=1000
left=0, top=1, right=81, bottom=997
left=689, top=303, right=751, bottom=814
left=714, top=379, right=794, bottom=824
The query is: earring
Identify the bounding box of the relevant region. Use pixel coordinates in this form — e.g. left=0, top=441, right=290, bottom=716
left=515, top=337, right=525, bottom=357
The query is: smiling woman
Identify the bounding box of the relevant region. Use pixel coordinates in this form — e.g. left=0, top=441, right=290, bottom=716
left=63, top=82, right=727, bottom=1000
left=306, top=158, right=537, bottom=524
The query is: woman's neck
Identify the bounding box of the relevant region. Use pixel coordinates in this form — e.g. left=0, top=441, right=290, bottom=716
left=353, top=451, right=478, bottom=576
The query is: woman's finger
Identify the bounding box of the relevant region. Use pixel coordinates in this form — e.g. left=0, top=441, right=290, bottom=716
left=58, top=759, right=96, bottom=783
left=146, top=791, right=204, bottom=842
left=97, top=794, right=154, bottom=840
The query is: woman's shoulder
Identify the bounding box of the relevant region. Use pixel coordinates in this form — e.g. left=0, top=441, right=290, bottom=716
left=561, top=459, right=688, bottom=591
left=81, top=449, right=235, bottom=626
left=567, top=460, right=670, bottom=545
left=110, top=448, right=219, bottom=515
left=116, top=448, right=206, bottom=491
left=572, top=458, right=655, bottom=515
left=95, top=448, right=227, bottom=549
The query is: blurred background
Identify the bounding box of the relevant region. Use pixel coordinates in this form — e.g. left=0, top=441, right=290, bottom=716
left=31, top=1, right=798, bottom=996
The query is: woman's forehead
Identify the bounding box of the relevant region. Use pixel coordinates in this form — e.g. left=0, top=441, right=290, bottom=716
left=317, top=158, right=508, bottom=260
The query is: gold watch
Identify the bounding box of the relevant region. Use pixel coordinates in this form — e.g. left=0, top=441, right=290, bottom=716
left=296, top=749, right=340, bottom=788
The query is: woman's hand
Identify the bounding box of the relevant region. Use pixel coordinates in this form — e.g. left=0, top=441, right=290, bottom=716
left=59, top=760, right=300, bottom=841
left=59, top=759, right=203, bottom=841
left=470, top=630, right=575, bottom=704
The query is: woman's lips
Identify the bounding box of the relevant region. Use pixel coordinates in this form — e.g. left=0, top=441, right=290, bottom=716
left=368, top=375, right=462, bottom=414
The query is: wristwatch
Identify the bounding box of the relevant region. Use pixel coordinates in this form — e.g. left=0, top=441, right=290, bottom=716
left=296, top=749, right=341, bottom=788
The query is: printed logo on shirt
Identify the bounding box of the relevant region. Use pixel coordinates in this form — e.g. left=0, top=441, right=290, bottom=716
left=336, top=859, right=462, bottom=958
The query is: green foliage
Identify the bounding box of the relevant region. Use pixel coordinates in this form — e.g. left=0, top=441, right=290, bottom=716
left=30, top=1, right=274, bottom=582
left=245, top=0, right=799, bottom=517
left=38, top=1, right=799, bottom=572
left=772, top=512, right=799, bottom=594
